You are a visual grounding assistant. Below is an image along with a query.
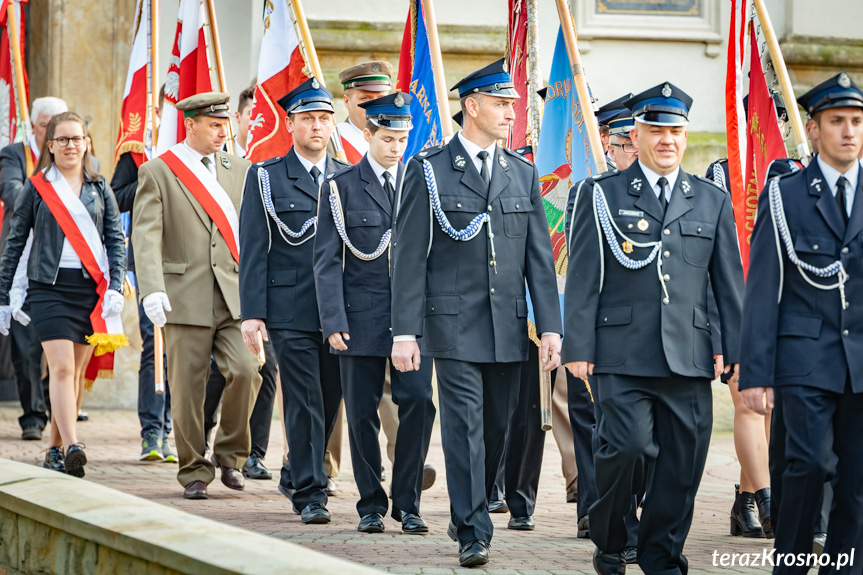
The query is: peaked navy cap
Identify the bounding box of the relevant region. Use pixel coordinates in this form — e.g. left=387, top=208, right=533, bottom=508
left=624, top=82, right=692, bottom=127
left=277, top=77, right=334, bottom=115
left=451, top=58, right=520, bottom=99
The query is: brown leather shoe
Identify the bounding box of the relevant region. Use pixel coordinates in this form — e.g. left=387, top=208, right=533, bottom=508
left=183, top=480, right=209, bottom=499
left=221, top=467, right=245, bottom=490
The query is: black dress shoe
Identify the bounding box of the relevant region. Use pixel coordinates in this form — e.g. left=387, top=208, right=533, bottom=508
left=277, top=483, right=300, bottom=514
left=43, top=446, right=65, bottom=473
left=488, top=499, right=508, bottom=514
left=593, top=548, right=626, bottom=575
left=22, top=426, right=42, bottom=440
left=458, top=540, right=489, bottom=568
left=183, top=480, right=209, bottom=500
left=507, top=515, right=535, bottom=530
left=577, top=515, right=590, bottom=538
left=400, top=512, right=428, bottom=534
left=65, top=443, right=87, bottom=478
left=447, top=520, right=458, bottom=541
left=357, top=513, right=385, bottom=533
left=422, top=464, right=436, bottom=491
left=242, top=455, right=272, bottom=480
left=623, top=546, right=637, bottom=565
left=301, top=502, right=331, bottom=524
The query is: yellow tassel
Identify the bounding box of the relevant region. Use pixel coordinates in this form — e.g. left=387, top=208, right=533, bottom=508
left=123, top=277, right=136, bottom=300
left=86, top=333, right=130, bottom=356
left=84, top=369, right=116, bottom=391
left=527, top=320, right=541, bottom=347
left=84, top=378, right=95, bottom=391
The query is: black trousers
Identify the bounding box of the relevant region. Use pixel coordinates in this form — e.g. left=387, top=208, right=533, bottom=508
left=204, top=339, right=278, bottom=459
left=591, top=374, right=712, bottom=575
left=270, top=328, right=342, bottom=510
left=435, top=358, right=520, bottom=547
left=10, top=309, right=47, bottom=430
left=570, top=372, right=598, bottom=521
left=340, top=355, right=435, bottom=518
left=493, top=344, right=552, bottom=518
left=772, top=384, right=863, bottom=575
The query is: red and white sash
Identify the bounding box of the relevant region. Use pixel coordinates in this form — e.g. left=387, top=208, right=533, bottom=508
left=31, top=166, right=129, bottom=386
left=336, top=122, right=366, bottom=165
left=161, top=143, right=240, bottom=263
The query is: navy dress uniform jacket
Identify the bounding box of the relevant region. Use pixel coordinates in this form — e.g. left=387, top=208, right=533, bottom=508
left=740, top=160, right=863, bottom=393
left=391, top=135, right=562, bottom=363
left=314, top=156, right=404, bottom=357
left=239, top=148, right=348, bottom=331
left=561, top=162, right=744, bottom=378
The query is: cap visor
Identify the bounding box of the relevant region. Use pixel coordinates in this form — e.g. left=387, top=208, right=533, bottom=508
left=484, top=88, right=521, bottom=99
left=290, top=102, right=335, bottom=114
left=347, top=84, right=391, bottom=93
left=370, top=118, right=413, bottom=131
left=635, top=111, right=688, bottom=127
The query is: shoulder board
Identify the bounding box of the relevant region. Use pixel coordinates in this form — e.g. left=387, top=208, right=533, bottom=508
left=693, top=174, right=725, bottom=190
left=413, top=145, right=445, bottom=160
left=502, top=147, right=533, bottom=165
left=327, top=165, right=355, bottom=181
left=593, top=169, right=618, bottom=181
left=255, top=156, right=282, bottom=168
left=332, top=157, right=351, bottom=170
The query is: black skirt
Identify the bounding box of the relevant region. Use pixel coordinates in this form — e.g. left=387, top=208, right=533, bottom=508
left=27, top=268, right=99, bottom=344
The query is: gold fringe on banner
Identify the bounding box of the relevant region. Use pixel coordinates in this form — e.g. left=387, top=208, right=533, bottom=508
left=86, top=333, right=130, bottom=357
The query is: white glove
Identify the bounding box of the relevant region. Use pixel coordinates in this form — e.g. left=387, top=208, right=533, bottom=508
left=142, top=291, right=172, bottom=328
left=11, top=298, right=30, bottom=326
left=101, top=289, right=125, bottom=319
left=0, top=305, right=11, bottom=336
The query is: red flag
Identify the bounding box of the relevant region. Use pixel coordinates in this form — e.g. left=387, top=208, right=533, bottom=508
left=246, top=1, right=306, bottom=163
left=724, top=0, right=748, bottom=231
left=0, top=0, right=27, bottom=150
left=114, top=0, right=148, bottom=167
left=155, top=0, right=212, bottom=156
left=506, top=0, right=528, bottom=149
left=741, top=22, right=786, bottom=277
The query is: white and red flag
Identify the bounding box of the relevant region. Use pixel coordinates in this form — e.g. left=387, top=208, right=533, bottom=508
left=724, top=0, right=751, bottom=238
left=0, top=0, right=27, bottom=150
left=114, top=0, right=148, bottom=167
left=156, top=0, right=212, bottom=156
left=245, top=0, right=306, bottom=163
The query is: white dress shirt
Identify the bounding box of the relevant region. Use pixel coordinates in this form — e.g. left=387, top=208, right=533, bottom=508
left=458, top=131, right=496, bottom=180
left=366, top=153, right=399, bottom=190
left=817, top=155, right=859, bottom=218
left=295, top=152, right=328, bottom=187
left=638, top=160, right=680, bottom=204
left=182, top=141, right=216, bottom=176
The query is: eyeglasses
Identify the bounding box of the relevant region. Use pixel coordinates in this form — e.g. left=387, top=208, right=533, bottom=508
left=609, top=142, right=636, bottom=154
left=51, top=136, right=86, bottom=147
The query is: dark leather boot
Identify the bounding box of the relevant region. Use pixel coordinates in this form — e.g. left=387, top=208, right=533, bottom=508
left=730, top=484, right=765, bottom=538
left=754, top=487, right=773, bottom=538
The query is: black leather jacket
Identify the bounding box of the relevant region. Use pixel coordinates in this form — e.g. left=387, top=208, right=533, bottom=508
left=0, top=172, right=126, bottom=305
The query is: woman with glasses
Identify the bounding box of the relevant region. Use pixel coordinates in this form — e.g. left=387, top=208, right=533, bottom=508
left=0, top=111, right=126, bottom=477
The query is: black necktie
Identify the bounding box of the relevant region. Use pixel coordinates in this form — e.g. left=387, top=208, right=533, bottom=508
left=383, top=171, right=395, bottom=206
left=658, top=177, right=669, bottom=213
left=837, top=176, right=849, bottom=224
left=477, top=150, right=491, bottom=188
left=309, top=166, right=322, bottom=188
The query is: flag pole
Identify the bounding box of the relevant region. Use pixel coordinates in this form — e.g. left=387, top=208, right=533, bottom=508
left=7, top=2, right=29, bottom=139
left=148, top=0, right=160, bottom=151
left=526, top=0, right=542, bottom=155
left=751, top=0, right=810, bottom=164
left=554, top=0, right=606, bottom=174
left=420, top=0, right=453, bottom=139
left=287, top=0, right=348, bottom=163
left=204, top=0, right=235, bottom=155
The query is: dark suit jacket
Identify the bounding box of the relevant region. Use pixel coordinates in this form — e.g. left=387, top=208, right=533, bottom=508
left=0, top=143, right=28, bottom=256
left=110, top=151, right=139, bottom=272
left=561, top=162, right=744, bottom=379
left=740, top=158, right=863, bottom=393
left=390, top=135, right=562, bottom=363
left=314, top=156, right=403, bottom=357
left=239, top=148, right=348, bottom=332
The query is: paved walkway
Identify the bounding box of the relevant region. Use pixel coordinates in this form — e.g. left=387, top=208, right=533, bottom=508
left=0, top=404, right=772, bottom=574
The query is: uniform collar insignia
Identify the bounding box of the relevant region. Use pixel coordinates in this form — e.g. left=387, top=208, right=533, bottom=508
left=220, top=156, right=231, bottom=169
left=681, top=180, right=690, bottom=194
left=811, top=177, right=822, bottom=192
left=454, top=154, right=466, bottom=168
left=631, top=177, right=643, bottom=191
left=498, top=154, right=507, bottom=168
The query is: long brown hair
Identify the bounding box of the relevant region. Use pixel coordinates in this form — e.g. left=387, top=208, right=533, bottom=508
left=34, top=111, right=99, bottom=180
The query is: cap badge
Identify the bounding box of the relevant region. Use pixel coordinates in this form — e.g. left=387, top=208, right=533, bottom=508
left=221, top=156, right=231, bottom=169
left=372, top=63, right=380, bottom=73
left=498, top=154, right=508, bottom=168
left=839, top=72, right=851, bottom=89
left=502, top=59, right=509, bottom=73
left=662, top=83, right=672, bottom=98
left=454, top=155, right=466, bottom=168
left=681, top=180, right=691, bottom=194
left=394, top=93, right=405, bottom=108
left=637, top=219, right=649, bottom=231
left=311, top=78, right=320, bottom=90
left=622, top=240, right=634, bottom=254
left=631, top=178, right=643, bottom=192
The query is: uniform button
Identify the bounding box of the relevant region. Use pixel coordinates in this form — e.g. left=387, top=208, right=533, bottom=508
left=515, top=203, right=520, bottom=209
left=628, top=224, right=634, bottom=229
left=430, top=306, right=435, bottom=312
left=457, top=202, right=462, bottom=208
left=663, top=274, right=670, bottom=281
left=290, top=203, right=295, bottom=208
left=707, top=322, right=710, bottom=327
left=663, top=251, right=670, bottom=258
left=490, top=260, right=495, bottom=267
left=842, top=247, right=849, bottom=254
left=389, top=327, right=392, bottom=332
left=662, top=297, right=670, bottom=305
left=663, top=228, right=670, bottom=236
left=363, top=218, right=367, bottom=222
left=843, top=329, right=850, bottom=338
left=813, top=244, right=819, bottom=251
left=212, top=242, right=216, bottom=247
left=490, top=288, right=495, bottom=295
left=697, top=227, right=702, bottom=234
left=212, top=263, right=217, bottom=267
left=488, top=205, right=493, bottom=212
left=603, top=317, right=608, bottom=323
left=347, top=304, right=351, bottom=309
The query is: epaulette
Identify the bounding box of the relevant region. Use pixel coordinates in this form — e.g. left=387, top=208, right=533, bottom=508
left=502, top=146, right=534, bottom=166
left=693, top=174, right=725, bottom=190
left=255, top=156, right=282, bottom=168
left=413, top=145, right=446, bottom=160
left=593, top=169, right=619, bottom=181
left=327, top=165, right=355, bottom=181
left=332, top=157, right=351, bottom=169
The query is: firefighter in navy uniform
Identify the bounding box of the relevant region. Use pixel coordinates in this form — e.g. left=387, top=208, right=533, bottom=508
left=390, top=59, right=562, bottom=567
left=238, top=77, right=348, bottom=525
left=740, top=72, right=863, bottom=575
left=562, top=82, right=745, bottom=575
